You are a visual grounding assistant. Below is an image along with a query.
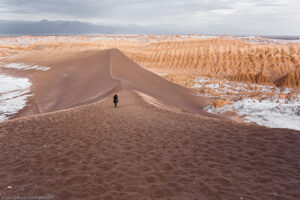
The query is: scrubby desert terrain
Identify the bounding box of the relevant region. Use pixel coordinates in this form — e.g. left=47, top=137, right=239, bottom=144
left=0, top=35, right=299, bottom=200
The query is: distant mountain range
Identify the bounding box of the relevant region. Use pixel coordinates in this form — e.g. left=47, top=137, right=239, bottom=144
left=0, top=20, right=126, bottom=35
left=0, top=20, right=183, bottom=35
left=0, top=20, right=299, bottom=37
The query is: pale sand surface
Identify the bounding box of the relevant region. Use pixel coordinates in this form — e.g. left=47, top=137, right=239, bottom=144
left=0, top=49, right=299, bottom=200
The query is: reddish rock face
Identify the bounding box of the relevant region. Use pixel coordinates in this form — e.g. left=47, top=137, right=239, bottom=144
left=229, top=72, right=275, bottom=86
left=276, top=68, right=300, bottom=88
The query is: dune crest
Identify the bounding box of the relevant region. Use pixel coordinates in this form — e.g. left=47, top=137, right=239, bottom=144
left=12, top=49, right=216, bottom=119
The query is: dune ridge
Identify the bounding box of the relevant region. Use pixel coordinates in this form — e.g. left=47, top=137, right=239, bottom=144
left=11, top=49, right=215, bottom=119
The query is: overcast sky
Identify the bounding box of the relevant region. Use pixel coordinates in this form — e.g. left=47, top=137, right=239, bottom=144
left=0, top=0, right=299, bottom=35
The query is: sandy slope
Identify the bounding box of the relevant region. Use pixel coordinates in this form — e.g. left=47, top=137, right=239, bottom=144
left=11, top=49, right=215, bottom=119
left=1, top=87, right=299, bottom=200
left=0, top=49, right=299, bottom=199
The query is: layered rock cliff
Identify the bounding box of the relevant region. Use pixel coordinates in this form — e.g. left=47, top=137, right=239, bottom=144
left=124, top=39, right=300, bottom=83
left=276, top=69, right=300, bottom=88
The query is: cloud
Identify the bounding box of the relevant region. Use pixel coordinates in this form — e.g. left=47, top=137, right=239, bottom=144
left=0, top=0, right=299, bottom=35
left=0, top=0, right=234, bottom=21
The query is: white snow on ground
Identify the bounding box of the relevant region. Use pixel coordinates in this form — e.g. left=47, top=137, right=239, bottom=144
left=193, top=76, right=279, bottom=98
left=0, top=74, right=32, bottom=121
left=0, top=36, right=92, bottom=46
left=1, top=63, right=50, bottom=71
left=154, top=72, right=168, bottom=76
left=205, top=97, right=300, bottom=130
left=193, top=76, right=300, bottom=130
left=0, top=62, right=49, bottom=121
left=222, top=35, right=300, bottom=44
left=194, top=77, right=210, bottom=83
left=1, top=35, right=298, bottom=46
left=205, top=83, right=219, bottom=89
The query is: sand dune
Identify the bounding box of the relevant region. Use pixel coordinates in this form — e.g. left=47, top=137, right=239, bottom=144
left=9, top=49, right=215, bottom=119
left=0, top=39, right=300, bottom=199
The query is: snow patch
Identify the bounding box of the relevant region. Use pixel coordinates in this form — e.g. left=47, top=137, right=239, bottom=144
left=205, top=83, right=219, bottom=89
left=1, top=63, right=50, bottom=71
left=193, top=76, right=300, bottom=130
left=194, top=77, right=210, bottom=83
left=154, top=72, right=168, bottom=76
left=193, top=76, right=278, bottom=99
left=205, top=98, right=300, bottom=130
left=0, top=35, right=298, bottom=46
left=0, top=74, right=32, bottom=121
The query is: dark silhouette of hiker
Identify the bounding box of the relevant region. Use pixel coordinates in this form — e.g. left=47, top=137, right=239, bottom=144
left=113, top=94, right=119, bottom=107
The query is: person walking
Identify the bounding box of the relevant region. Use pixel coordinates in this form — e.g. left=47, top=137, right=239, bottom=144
left=113, top=94, right=119, bottom=108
